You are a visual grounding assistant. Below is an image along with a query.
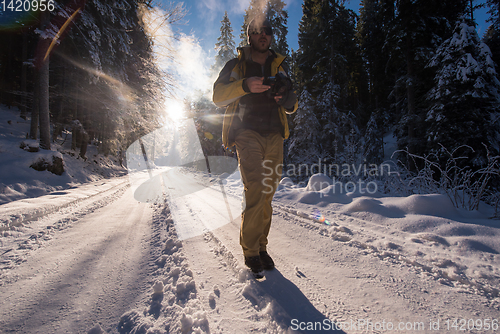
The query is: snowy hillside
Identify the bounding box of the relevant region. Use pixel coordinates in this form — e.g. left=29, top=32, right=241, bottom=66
left=0, top=106, right=499, bottom=333
left=0, top=106, right=126, bottom=205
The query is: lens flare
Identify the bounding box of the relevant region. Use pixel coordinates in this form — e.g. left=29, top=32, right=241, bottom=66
left=0, top=10, right=39, bottom=31
left=313, top=209, right=331, bottom=226
left=44, top=8, right=81, bottom=62
left=54, top=52, right=135, bottom=103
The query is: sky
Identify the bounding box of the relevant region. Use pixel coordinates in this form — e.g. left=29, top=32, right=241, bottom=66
left=157, top=0, right=356, bottom=55
left=156, top=0, right=492, bottom=62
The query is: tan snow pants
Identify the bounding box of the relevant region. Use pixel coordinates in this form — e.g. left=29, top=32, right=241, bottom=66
left=235, top=129, right=283, bottom=258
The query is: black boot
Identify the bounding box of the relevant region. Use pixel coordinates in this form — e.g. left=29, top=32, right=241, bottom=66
left=245, top=255, right=264, bottom=274
left=259, top=251, right=275, bottom=270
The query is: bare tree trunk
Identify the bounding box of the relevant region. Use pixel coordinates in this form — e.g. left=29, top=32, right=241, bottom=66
left=406, top=34, right=416, bottom=170
left=52, top=64, right=65, bottom=143
left=1, top=34, right=13, bottom=105
left=30, top=70, right=39, bottom=139
left=38, top=10, right=51, bottom=150
left=21, top=32, right=28, bottom=119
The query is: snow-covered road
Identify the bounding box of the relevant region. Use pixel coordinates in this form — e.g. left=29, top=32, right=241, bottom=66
left=164, top=169, right=499, bottom=333
left=0, top=180, right=154, bottom=333
left=0, top=169, right=499, bottom=333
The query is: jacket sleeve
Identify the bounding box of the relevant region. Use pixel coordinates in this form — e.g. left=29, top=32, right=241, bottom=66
left=277, top=63, right=298, bottom=114
left=213, top=59, right=249, bottom=108
left=284, top=95, right=298, bottom=114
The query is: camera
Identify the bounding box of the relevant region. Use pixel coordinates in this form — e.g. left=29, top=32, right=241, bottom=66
left=263, top=72, right=292, bottom=97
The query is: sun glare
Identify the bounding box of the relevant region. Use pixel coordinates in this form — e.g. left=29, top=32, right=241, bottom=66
left=164, top=99, right=186, bottom=123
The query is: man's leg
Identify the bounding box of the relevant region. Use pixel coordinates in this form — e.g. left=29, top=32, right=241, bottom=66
left=235, top=130, right=268, bottom=258
left=259, top=133, right=283, bottom=252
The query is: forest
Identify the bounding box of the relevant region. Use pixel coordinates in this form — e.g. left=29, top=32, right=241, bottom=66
left=0, top=0, right=499, bottom=199
left=204, top=0, right=500, bottom=169
left=0, top=0, right=180, bottom=157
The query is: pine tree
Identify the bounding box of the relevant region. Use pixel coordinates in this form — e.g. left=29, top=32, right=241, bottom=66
left=362, top=112, right=384, bottom=164
left=297, top=0, right=366, bottom=163
left=298, top=1, right=366, bottom=110
left=213, top=11, right=236, bottom=74
left=296, top=0, right=322, bottom=87
left=426, top=20, right=500, bottom=167
left=288, top=89, right=322, bottom=179
left=265, top=0, right=289, bottom=56
left=358, top=0, right=395, bottom=114
left=385, top=0, right=468, bottom=165
left=61, top=0, right=174, bottom=152
left=197, top=12, right=237, bottom=160
left=0, top=0, right=177, bottom=156
left=315, top=78, right=340, bottom=158
left=484, top=0, right=500, bottom=68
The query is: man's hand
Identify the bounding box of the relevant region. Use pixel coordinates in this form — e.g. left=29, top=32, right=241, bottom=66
left=275, top=90, right=297, bottom=111
left=245, top=77, right=270, bottom=93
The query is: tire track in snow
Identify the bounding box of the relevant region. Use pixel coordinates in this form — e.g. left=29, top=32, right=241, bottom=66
left=274, top=203, right=500, bottom=309
left=162, top=168, right=414, bottom=332
left=278, top=205, right=500, bottom=316
left=0, top=187, right=154, bottom=333
left=161, top=168, right=289, bottom=332
left=160, top=168, right=346, bottom=333
left=0, top=180, right=130, bottom=277
left=0, top=177, right=130, bottom=232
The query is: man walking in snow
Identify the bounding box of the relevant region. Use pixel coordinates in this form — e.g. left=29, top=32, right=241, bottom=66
left=213, top=15, right=298, bottom=276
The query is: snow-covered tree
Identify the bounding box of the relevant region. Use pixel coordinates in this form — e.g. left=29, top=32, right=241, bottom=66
left=362, top=112, right=384, bottom=164
left=298, top=0, right=366, bottom=114
left=264, top=0, right=289, bottom=56
left=484, top=0, right=500, bottom=68
left=358, top=0, right=395, bottom=114
left=426, top=20, right=500, bottom=166
left=313, top=77, right=360, bottom=163
left=288, top=89, right=321, bottom=177
left=386, top=0, right=468, bottom=165
left=212, top=11, right=236, bottom=74
left=59, top=0, right=183, bottom=152
left=315, top=78, right=340, bottom=157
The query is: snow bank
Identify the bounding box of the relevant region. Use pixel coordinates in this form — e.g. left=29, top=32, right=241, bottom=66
left=341, top=194, right=460, bottom=219
left=273, top=171, right=500, bottom=309
left=306, top=173, right=332, bottom=191
left=0, top=105, right=126, bottom=205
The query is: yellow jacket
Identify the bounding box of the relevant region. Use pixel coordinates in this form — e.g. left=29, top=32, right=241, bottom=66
left=213, top=46, right=298, bottom=148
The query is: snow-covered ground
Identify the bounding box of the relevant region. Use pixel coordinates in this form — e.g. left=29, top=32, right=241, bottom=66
left=0, top=107, right=126, bottom=205
left=1, top=106, right=499, bottom=333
